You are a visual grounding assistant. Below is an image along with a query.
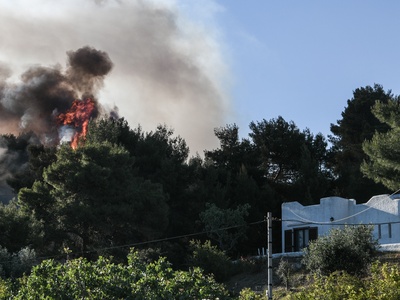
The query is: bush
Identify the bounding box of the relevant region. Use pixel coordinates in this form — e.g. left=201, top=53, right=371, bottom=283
left=238, top=287, right=265, bottom=300
left=233, top=256, right=267, bottom=274
left=0, top=246, right=37, bottom=279
left=302, top=225, right=378, bottom=276
left=277, top=258, right=294, bottom=290
left=292, top=271, right=364, bottom=300
left=187, top=239, right=233, bottom=282
left=292, top=262, right=400, bottom=300
left=0, top=278, right=13, bottom=299
left=14, top=249, right=231, bottom=299
left=363, top=262, right=400, bottom=299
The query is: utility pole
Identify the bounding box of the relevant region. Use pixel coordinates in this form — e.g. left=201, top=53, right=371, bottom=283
left=267, top=212, right=273, bottom=300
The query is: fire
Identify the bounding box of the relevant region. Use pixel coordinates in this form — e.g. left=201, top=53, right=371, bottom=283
left=57, top=98, right=96, bottom=149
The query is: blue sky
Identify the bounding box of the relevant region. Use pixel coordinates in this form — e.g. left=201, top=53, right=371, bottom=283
left=214, top=1, right=400, bottom=139
left=1, top=0, right=400, bottom=154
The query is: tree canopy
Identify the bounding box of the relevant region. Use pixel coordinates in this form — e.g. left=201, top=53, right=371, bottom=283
left=362, top=98, right=400, bottom=190
left=329, top=84, right=392, bottom=199
left=18, top=140, right=169, bottom=256
left=200, top=203, right=250, bottom=252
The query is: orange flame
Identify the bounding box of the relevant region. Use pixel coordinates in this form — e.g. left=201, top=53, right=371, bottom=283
left=57, top=98, right=96, bottom=149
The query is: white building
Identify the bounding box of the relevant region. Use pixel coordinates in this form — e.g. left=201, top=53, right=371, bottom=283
left=281, top=194, right=400, bottom=253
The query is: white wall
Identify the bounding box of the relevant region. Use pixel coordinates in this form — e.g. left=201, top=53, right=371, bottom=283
left=281, top=194, right=400, bottom=253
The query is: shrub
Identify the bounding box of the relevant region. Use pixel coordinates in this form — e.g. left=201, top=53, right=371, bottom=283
left=0, top=246, right=37, bottom=279
left=187, top=239, right=233, bottom=282
left=292, top=262, right=400, bottom=300
left=292, top=271, right=364, bottom=300
left=233, top=256, right=267, bottom=274
left=238, top=287, right=265, bottom=300
left=14, top=249, right=231, bottom=299
left=363, top=262, right=400, bottom=299
left=277, top=258, right=294, bottom=290
left=302, top=225, right=378, bottom=276
left=0, top=278, right=12, bottom=299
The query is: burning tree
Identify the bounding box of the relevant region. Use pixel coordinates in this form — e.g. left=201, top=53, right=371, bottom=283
left=0, top=47, right=115, bottom=201
left=57, top=98, right=97, bottom=149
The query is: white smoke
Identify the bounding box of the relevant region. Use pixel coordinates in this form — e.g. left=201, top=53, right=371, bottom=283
left=0, top=0, right=231, bottom=155
left=59, top=126, right=76, bottom=145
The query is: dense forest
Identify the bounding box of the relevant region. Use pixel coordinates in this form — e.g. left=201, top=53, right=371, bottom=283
left=0, top=82, right=400, bottom=296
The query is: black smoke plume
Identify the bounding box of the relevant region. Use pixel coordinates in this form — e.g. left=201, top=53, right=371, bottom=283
left=0, top=46, right=114, bottom=202
left=0, top=0, right=230, bottom=157
left=0, top=46, right=113, bottom=144
left=67, top=47, right=113, bottom=97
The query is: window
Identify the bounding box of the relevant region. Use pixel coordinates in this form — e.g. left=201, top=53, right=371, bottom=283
left=377, top=223, right=392, bottom=239
left=294, top=228, right=308, bottom=251
left=284, top=230, right=293, bottom=252
left=284, top=227, right=318, bottom=252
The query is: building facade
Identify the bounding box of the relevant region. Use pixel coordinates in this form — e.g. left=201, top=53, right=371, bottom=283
left=281, top=194, right=400, bottom=253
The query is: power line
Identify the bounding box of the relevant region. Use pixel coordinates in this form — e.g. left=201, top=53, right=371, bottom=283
left=0, top=219, right=266, bottom=265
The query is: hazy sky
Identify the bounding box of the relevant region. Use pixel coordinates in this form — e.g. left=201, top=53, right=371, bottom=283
left=1, top=0, right=400, bottom=154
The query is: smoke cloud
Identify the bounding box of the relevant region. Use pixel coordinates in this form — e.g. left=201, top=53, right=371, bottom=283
left=0, top=46, right=114, bottom=202
left=0, top=0, right=230, bottom=155
left=0, top=0, right=230, bottom=201
left=67, top=47, right=113, bottom=96
left=0, top=46, right=113, bottom=144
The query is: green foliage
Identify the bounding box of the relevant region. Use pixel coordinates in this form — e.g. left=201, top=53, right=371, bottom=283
left=277, top=258, right=294, bottom=290
left=295, top=134, right=331, bottom=205
left=292, top=262, right=400, bottom=300
left=292, top=271, right=365, bottom=300
left=0, top=246, right=37, bottom=279
left=87, top=118, right=198, bottom=259
left=249, top=116, right=328, bottom=186
left=302, top=225, right=378, bottom=276
left=86, top=117, right=133, bottom=146
left=0, top=200, right=43, bottom=253
left=187, top=240, right=233, bottom=282
left=329, top=84, right=391, bottom=199
left=200, top=203, right=250, bottom=252
left=15, top=256, right=132, bottom=299
left=205, top=123, right=257, bottom=177
left=136, top=247, right=162, bottom=264
left=14, top=249, right=231, bottom=299
left=18, top=141, right=169, bottom=256
left=238, top=287, right=265, bottom=300
left=204, top=119, right=331, bottom=254
left=249, top=116, right=305, bottom=184
left=362, top=98, right=400, bottom=190
left=363, top=262, right=400, bottom=299
left=0, top=277, right=13, bottom=299
left=330, top=84, right=392, bottom=151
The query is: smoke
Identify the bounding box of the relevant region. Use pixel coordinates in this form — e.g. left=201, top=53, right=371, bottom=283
left=67, top=47, right=113, bottom=97
left=0, top=46, right=113, bottom=144
left=0, top=46, right=114, bottom=201
left=0, top=0, right=230, bottom=201
left=0, top=132, right=39, bottom=203
left=0, top=0, right=230, bottom=155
